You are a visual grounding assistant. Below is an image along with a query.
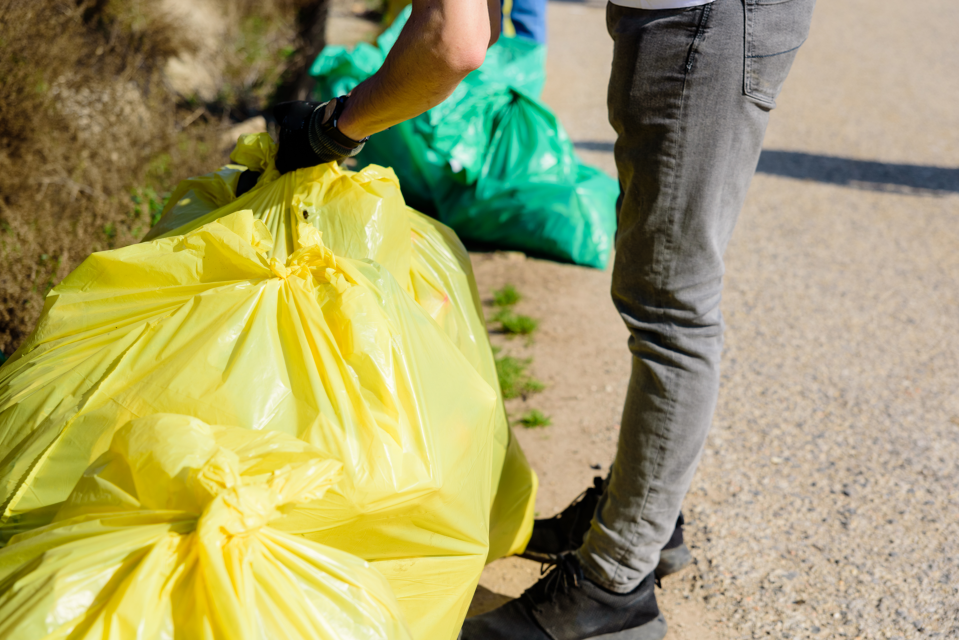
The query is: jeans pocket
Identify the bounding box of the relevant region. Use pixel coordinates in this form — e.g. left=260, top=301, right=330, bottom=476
left=744, top=0, right=816, bottom=107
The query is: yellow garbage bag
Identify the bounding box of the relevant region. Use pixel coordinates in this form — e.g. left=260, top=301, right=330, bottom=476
left=0, top=413, right=413, bottom=640
left=0, top=134, right=536, bottom=640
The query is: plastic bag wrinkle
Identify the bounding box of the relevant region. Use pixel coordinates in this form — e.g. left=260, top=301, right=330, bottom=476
left=0, top=414, right=412, bottom=640
left=0, top=134, right=536, bottom=640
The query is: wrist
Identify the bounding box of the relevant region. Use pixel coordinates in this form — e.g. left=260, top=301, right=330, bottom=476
left=317, top=96, right=369, bottom=147
left=334, top=103, right=370, bottom=142
left=306, top=97, right=369, bottom=164
left=309, top=97, right=366, bottom=160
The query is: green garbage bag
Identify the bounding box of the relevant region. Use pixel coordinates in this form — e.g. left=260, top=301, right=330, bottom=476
left=310, top=8, right=618, bottom=269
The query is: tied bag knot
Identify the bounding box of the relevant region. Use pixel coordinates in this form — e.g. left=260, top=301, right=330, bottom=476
left=0, top=415, right=414, bottom=640
left=191, top=446, right=337, bottom=540
left=207, top=210, right=351, bottom=293
left=268, top=221, right=352, bottom=293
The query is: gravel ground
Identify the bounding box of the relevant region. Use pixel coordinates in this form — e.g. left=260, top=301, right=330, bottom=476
left=471, top=0, right=959, bottom=638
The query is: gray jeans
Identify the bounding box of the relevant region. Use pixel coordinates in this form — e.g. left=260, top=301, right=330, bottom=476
left=578, top=0, right=815, bottom=592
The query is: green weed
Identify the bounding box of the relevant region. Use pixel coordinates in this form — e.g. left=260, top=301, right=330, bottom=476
left=492, top=283, right=521, bottom=307
left=130, top=187, right=168, bottom=227
left=494, top=349, right=545, bottom=399
left=492, top=309, right=538, bottom=336
left=517, top=409, right=552, bottom=429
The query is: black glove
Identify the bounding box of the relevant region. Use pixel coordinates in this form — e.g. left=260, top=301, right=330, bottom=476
left=235, top=170, right=262, bottom=198
left=273, top=98, right=367, bottom=175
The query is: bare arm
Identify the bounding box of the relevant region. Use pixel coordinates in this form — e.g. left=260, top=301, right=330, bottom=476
left=335, top=0, right=501, bottom=141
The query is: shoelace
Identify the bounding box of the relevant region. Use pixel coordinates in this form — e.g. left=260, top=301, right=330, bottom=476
left=525, top=553, right=585, bottom=611
left=529, top=552, right=665, bottom=604
left=519, top=476, right=606, bottom=565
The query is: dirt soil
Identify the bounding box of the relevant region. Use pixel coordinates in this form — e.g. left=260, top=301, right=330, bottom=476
left=466, top=0, right=959, bottom=638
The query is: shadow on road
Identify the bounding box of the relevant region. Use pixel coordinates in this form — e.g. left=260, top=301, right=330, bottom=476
left=756, top=150, right=959, bottom=196
left=467, top=585, right=512, bottom=618
left=572, top=142, right=959, bottom=196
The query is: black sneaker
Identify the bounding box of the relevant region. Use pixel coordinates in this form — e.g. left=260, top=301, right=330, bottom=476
left=657, top=512, right=692, bottom=578
left=520, top=477, right=692, bottom=579
left=520, top=476, right=605, bottom=563
left=460, top=553, right=667, bottom=640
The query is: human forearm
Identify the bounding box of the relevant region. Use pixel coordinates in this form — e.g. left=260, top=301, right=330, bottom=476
left=271, top=0, right=499, bottom=174
left=336, top=0, right=499, bottom=141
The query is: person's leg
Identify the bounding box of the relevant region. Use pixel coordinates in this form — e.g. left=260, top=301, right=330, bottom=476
left=461, top=1, right=814, bottom=637
left=520, top=475, right=692, bottom=580
left=578, top=0, right=814, bottom=593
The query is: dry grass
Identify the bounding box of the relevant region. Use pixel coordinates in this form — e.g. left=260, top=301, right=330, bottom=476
left=0, top=0, right=316, bottom=354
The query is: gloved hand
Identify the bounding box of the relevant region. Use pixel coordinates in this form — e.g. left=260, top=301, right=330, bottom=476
left=273, top=99, right=367, bottom=175
left=234, top=170, right=262, bottom=198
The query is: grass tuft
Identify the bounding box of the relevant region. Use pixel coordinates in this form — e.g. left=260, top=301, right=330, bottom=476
left=492, top=283, right=521, bottom=307
left=130, top=187, right=168, bottom=226
left=494, top=348, right=545, bottom=399
left=492, top=309, right=538, bottom=336
left=517, top=409, right=551, bottom=429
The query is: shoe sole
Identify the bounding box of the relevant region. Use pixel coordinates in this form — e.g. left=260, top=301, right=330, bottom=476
left=457, top=615, right=666, bottom=640
left=655, top=543, right=692, bottom=579
left=591, top=613, right=668, bottom=640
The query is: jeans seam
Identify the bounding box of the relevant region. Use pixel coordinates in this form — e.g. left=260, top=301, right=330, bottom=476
left=745, top=37, right=806, bottom=58
left=660, top=3, right=712, bottom=294
left=607, top=3, right=712, bottom=588
left=743, top=0, right=813, bottom=104
left=685, top=3, right=713, bottom=72
left=608, top=367, right=680, bottom=588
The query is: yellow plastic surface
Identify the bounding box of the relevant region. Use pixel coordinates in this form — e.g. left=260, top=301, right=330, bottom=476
left=0, top=414, right=413, bottom=640
left=0, top=134, right=536, bottom=639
